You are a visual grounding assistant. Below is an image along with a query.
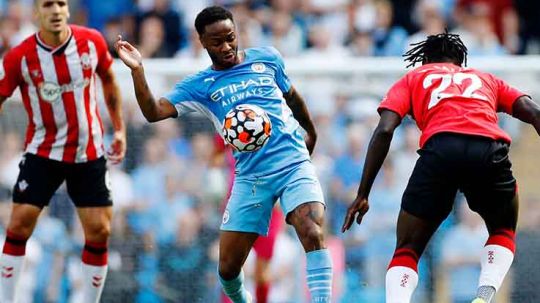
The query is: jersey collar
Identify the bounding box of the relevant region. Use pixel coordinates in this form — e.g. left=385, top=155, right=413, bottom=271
left=35, top=26, right=73, bottom=55
left=209, top=50, right=248, bottom=72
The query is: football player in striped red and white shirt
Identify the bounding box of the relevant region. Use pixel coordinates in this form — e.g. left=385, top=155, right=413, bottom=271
left=0, top=1, right=126, bottom=302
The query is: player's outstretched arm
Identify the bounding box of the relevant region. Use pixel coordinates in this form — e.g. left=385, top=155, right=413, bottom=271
left=114, top=36, right=177, bottom=122
left=342, top=110, right=401, bottom=232
left=512, top=95, right=540, bottom=136
left=284, top=86, right=317, bottom=154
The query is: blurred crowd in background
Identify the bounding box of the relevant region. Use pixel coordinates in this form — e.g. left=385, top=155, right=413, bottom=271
left=1, top=0, right=540, bottom=302
left=1, top=0, right=540, bottom=59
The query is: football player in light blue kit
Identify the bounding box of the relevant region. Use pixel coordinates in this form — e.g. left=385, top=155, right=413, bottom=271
left=115, top=5, right=333, bottom=303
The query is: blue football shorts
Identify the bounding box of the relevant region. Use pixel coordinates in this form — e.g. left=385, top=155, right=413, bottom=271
left=220, top=160, right=325, bottom=235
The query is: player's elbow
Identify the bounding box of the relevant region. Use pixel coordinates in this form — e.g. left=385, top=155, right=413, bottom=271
left=529, top=105, right=540, bottom=127
left=144, top=113, right=160, bottom=123
left=144, top=116, right=157, bottom=123
left=371, top=125, right=396, bottom=146
left=141, top=102, right=168, bottom=123
left=140, top=109, right=160, bottom=123
left=376, top=110, right=401, bottom=137
left=512, top=96, right=540, bottom=126
left=375, top=124, right=396, bottom=138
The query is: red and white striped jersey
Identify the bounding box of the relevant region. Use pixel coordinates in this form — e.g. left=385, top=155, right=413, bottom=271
left=0, top=25, right=113, bottom=163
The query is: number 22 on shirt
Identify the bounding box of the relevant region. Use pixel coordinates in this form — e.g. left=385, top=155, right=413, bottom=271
left=423, top=72, right=488, bottom=109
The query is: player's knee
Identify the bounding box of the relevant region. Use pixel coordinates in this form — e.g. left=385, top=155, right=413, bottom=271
left=298, top=222, right=324, bottom=247
left=254, top=260, right=271, bottom=284
left=84, top=222, right=111, bottom=242
left=7, top=217, right=36, bottom=239
left=218, top=260, right=242, bottom=280
left=254, top=271, right=270, bottom=284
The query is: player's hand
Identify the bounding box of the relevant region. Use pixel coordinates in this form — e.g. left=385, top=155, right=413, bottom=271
left=341, top=196, right=370, bottom=233
left=107, top=130, right=126, bottom=164
left=114, top=35, right=142, bottom=70
left=305, top=133, right=316, bottom=155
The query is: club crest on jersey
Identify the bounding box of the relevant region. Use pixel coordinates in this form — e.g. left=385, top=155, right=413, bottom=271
left=251, top=62, right=266, bottom=73
left=30, top=70, right=42, bottom=79
left=222, top=209, right=230, bottom=224
left=80, top=53, right=92, bottom=70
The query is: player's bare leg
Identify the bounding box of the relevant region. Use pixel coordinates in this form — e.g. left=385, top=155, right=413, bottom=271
left=288, top=202, right=332, bottom=303
left=254, top=257, right=271, bottom=303
left=77, top=206, right=113, bottom=303
left=252, top=207, right=283, bottom=303
left=0, top=203, right=42, bottom=303
left=219, top=231, right=258, bottom=303
left=471, top=194, right=519, bottom=303
left=386, top=210, right=443, bottom=303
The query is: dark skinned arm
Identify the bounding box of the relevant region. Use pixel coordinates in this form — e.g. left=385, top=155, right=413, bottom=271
left=130, top=67, right=178, bottom=122
left=0, top=96, right=6, bottom=112
left=342, top=110, right=402, bottom=232
left=511, top=95, right=540, bottom=135
left=284, top=86, right=317, bottom=154
left=115, top=36, right=178, bottom=123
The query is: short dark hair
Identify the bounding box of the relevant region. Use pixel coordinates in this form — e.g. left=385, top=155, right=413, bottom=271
left=403, top=31, right=468, bottom=68
left=194, top=6, right=234, bottom=36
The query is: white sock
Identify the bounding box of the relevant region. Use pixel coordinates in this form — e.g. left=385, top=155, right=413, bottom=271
left=81, top=263, right=108, bottom=303
left=478, top=244, right=514, bottom=291
left=0, top=254, right=24, bottom=303
left=385, top=266, right=418, bottom=303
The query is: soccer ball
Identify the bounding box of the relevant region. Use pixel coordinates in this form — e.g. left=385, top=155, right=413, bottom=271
left=222, top=104, right=272, bottom=152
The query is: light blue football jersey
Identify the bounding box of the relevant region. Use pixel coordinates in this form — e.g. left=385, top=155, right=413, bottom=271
left=164, top=46, right=310, bottom=177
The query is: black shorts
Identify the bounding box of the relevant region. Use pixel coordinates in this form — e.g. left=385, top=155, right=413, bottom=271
left=402, top=133, right=517, bottom=223
left=12, top=153, right=112, bottom=208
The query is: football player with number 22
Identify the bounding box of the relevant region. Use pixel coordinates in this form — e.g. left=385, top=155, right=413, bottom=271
left=342, top=32, right=540, bottom=303
left=116, top=6, right=333, bottom=303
